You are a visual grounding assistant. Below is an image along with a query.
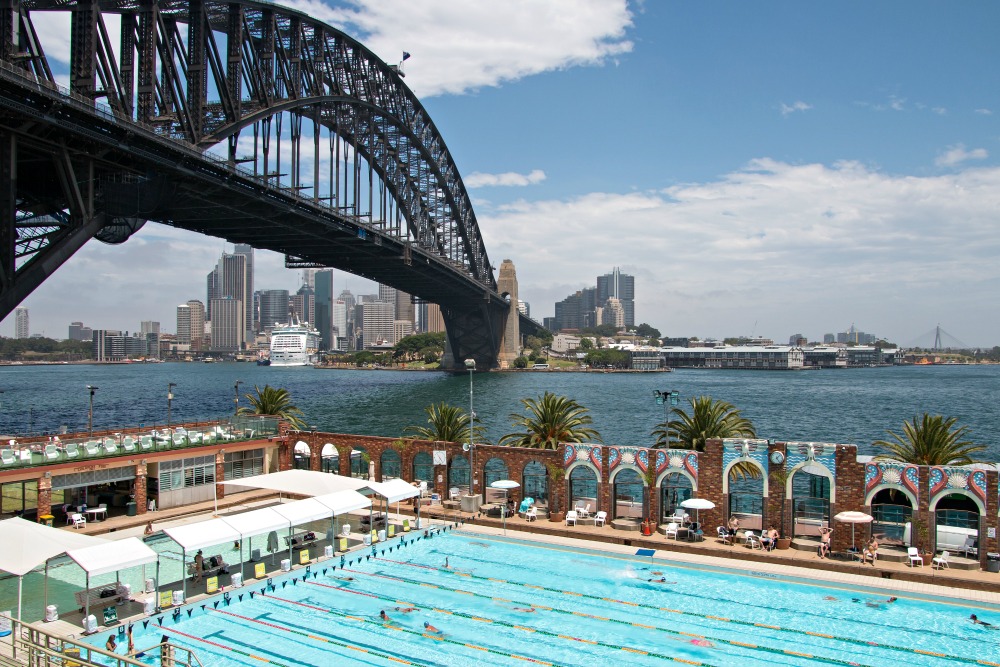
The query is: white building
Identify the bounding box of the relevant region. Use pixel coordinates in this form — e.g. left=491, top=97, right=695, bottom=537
left=14, top=307, right=28, bottom=339
left=363, top=300, right=395, bottom=347
left=661, top=346, right=804, bottom=370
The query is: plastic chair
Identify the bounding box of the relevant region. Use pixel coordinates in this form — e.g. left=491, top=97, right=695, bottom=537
left=745, top=532, right=763, bottom=550
left=594, top=511, right=607, bottom=527
left=565, top=510, right=578, bottom=526
left=932, top=551, right=950, bottom=569
left=665, top=522, right=679, bottom=540
left=71, top=513, right=86, bottom=529
left=525, top=507, right=538, bottom=522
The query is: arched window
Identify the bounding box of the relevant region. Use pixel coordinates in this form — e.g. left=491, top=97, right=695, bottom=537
left=870, top=488, right=912, bottom=546
left=381, top=449, right=402, bottom=481
left=522, top=461, right=548, bottom=507
left=729, top=466, right=764, bottom=531
left=449, top=455, right=470, bottom=493
left=612, top=469, right=643, bottom=519
left=293, top=442, right=311, bottom=470
left=484, top=457, right=509, bottom=502
left=934, top=493, right=980, bottom=554
left=791, top=469, right=830, bottom=538
left=413, top=451, right=434, bottom=490
left=321, top=444, right=339, bottom=474
left=660, top=472, right=693, bottom=522
left=569, top=466, right=597, bottom=514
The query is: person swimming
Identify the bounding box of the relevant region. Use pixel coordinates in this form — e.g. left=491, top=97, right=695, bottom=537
left=395, top=606, right=416, bottom=613
left=379, top=610, right=391, bottom=622
left=971, top=614, right=993, bottom=627
left=423, top=621, right=442, bottom=634
left=647, top=577, right=677, bottom=584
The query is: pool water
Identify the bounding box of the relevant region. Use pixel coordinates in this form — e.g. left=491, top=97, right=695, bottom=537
left=83, top=529, right=1000, bottom=667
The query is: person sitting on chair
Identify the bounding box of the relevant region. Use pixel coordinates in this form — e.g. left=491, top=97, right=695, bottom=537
left=727, top=515, right=740, bottom=539
left=818, top=528, right=832, bottom=558
left=863, top=537, right=879, bottom=566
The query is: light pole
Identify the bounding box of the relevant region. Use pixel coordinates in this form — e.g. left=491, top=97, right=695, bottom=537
left=167, top=383, right=177, bottom=426
left=233, top=380, right=243, bottom=416
left=653, top=389, right=680, bottom=445
left=86, top=385, right=99, bottom=436
left=464, top=358, right=476, bottom=496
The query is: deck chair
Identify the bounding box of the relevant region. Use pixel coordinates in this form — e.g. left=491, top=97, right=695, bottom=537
left=962, top=536, right=978, bottom=558
left=932, top=551, right=950, bottom=569
left=102, top=438, right=117, bottom=454
left=84, top=441, right=100, bottom=456
left=665, top=522, right=680, bottom=540
left=65, top=443, right=80, bottom=459
left=1, top=449, right=17, bottom=466
left=139, top=435, right=153, bottom=451
left=672, top=508, right=690, bottom=524
left=745, top=532, right=763, bottom=550
left=121, top=436, right=136, bottom=452
left=71, top=513, right=86, bottom=529
left=907, top=547, right=924, bottom=567
left=525, top=507, right=538, bottom=522
left=565, top=510, right=578, bottom=526
left=594, top=511, right=607, bottom=527
left=44, top=444, right=60, bottom=461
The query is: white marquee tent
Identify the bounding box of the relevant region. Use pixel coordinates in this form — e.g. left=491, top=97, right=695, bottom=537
left=65, top=538, right=158, bottom=621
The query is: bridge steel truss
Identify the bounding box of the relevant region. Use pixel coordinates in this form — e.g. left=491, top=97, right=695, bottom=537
left=0, top=0, right=515, bottom=367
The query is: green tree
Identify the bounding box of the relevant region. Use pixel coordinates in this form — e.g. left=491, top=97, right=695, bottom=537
left=634, top=323, right=661, bottom=339
left=499, top=392, right=601, bottom=449
left=512, top=356, right=528, bottom=369
left=652, top=396, right=756, bottom=450
left=874, top=414, right=984, bottom=465
left=578, top=337, right=594, bottom=350
left=405, top=402, right=483, bottom=443
left=584, top=349, right=629, bottom=368
left=239, top=384, right=307, bottom=429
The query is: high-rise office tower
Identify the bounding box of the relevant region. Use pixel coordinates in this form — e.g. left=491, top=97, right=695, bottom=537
left=140, top=321, right=160, bottom=335
left=210, top=297, right=245, bottom=352
left=314, top=270, right=334, bottom=350
left=292, top=283, right=315, bottom=325
left=206, top=268, right=219, bottom=320
left=331, top=300, right=347, bottom=349
left=215, top=253, right=248, bottom=346
left=596, top=267, right=635, bottom=327
left=258, top=290, right=290, bottom=331
left=395, top=290, right=414, bottom=328
left=363, top=300, right=395, bottom=347
left=233, top=244, right=255, bottom=336
left=176, top=301, right=205, bottom=350
left=424, top=303, right=446, bottom=333
left=301, top=268, right=317, bottom=290
left=14, top=307, right=28, bottom=339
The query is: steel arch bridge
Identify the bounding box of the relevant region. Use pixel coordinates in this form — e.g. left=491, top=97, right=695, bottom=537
left=0, top=0, right=534, bottom=367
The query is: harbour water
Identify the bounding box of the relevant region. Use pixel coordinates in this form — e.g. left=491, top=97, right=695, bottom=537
left=0, top=363, right=998, bottom=457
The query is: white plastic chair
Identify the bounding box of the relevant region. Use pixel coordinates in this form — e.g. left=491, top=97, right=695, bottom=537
left=907, top=547, right=924, bottom=567
left=577, top=503, right=591, bottom=519
left=594, top=511, right=607, bottom=527
left=565, top=510, right=578, bottom=526
left=932, top=551, right=950, bottom=569
left=745, top=532, right=763, bottom=550
left=962, top=536, right=978, bottom=558
left=665, top=522, right=679, bottom=540
left=71, top=513, right=86, bottom=529
left=525, top=507, right=537, bottom=522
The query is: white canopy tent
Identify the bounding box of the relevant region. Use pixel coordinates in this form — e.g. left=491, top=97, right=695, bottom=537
left=163, top=519, right=242, bottom=603
left=65, top=539, right=158, bottom=622
left=0, top=517, right=107, bottom=619
left=217, top=507, right=289, bottom=581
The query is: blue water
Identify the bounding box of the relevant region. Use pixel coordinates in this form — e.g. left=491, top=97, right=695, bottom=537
left=82, top=530, right=999, bottom=667
left=1, top=363, right=999, bottom=457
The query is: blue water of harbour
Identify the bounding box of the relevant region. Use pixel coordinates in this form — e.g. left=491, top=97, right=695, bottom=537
left=81, top=531, right=1000, bottom=667
left=1, top=363, right=998, bottom=457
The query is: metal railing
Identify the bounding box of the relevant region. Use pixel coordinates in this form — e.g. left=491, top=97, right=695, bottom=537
left=5, top=617, right=203, bottom=667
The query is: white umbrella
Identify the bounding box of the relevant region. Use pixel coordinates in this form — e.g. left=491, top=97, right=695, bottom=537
left=834, top=511, right=873, bottom=551
left=490, top=480, right=520, bottom=535
left=680, top=498, right=715, bottom=527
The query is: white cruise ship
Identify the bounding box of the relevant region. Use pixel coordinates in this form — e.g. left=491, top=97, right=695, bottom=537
left=269, top=320, right=321, bottom=367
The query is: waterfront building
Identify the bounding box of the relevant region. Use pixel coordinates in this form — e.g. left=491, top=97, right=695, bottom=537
left=258, top=289, right=290, bottom=331
left=395, top=289, right=414, bottom=329
left=210, top=297, right=245, bottom=352
left=824, top=333, right=836, bottom=344
left=213, top=252, right=250, bottom=342
left=551, top=334, right=582, bottom=353
left=424, top=303, right=445, bottom=333
left=14, top=307, right=28, bottom=339
left=362, top=300, right=395, bottom=347
left=661, top=345, right=804, bottom=369
left=233, top=244, right=255, bottom=336
left=140, top=321, right=161, bottom=359
left=314, top=270, right=334, bottom=350
left=597, top=267, right=634, bottom=327
left=176, top=301, right=205, bottom=350
left=393, top=319, right=413, bottom=343
left=802, top=346, right=848, bottom=368
left=68, top=321, right=93, bottom=342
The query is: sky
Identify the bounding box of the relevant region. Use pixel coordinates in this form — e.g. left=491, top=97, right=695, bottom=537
left=6, top=0, right=1000, bottom=347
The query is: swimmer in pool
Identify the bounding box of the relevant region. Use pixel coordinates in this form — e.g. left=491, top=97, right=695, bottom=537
left=647, top=577, right=677, bottom=584
left=971, top=614, right=993, bottom=627
left=379, top=610, right=392, bottom=623
left=513, top=607, right=536, bottom=613
left=423, top=621, right=442, bottom=634
left=395, top=606, right=416, bottom=613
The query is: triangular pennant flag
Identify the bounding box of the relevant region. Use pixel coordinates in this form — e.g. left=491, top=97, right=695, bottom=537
left=281, top=581, right=287, bottom=589
left=156, top=617, right=163, bottom=625
left=213, top=601, right=219, bottom=609
left=249, top=592, right=255, bottom=599
left=142, top=621, right=149, bottom=630
left=200, top=605, right=206, bottom=611
left=322, top=568, right=327, bottom=576
left=238, top=594, right=244, bottom=602
left=186, top=610, right=192, bottom=618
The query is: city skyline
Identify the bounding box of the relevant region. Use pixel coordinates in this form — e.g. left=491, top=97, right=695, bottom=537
left=2, top=1, right=998, bottom=346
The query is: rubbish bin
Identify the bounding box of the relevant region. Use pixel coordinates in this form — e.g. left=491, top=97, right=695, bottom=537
left=126, top=501, right=138, bottom=517
left=39, top=514, right=54, bottom=527
left=987, top=553, right=1000, bottom=573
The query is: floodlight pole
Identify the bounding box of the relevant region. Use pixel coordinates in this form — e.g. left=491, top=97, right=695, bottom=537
left=465, top=359, right=476, bottom=496
left=653, top=389, right=680, bottom=446
left=233, top=380, right=243, bottom=416
left=86, top=385, right=98, bottom=436
left=167, top=382, right=176, bottom=426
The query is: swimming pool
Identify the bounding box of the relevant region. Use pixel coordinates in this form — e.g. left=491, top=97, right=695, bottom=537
left=83, top=529, right=1000, bottom=667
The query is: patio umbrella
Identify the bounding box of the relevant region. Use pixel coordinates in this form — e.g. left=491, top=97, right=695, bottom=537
left=490, top=480, right=520, bottom=536
left=680, top=498, right=715, bottom=526
left=834, top=510, right=873, bottom=551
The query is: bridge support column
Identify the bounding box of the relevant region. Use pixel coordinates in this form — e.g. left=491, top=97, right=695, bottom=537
left=440, top=300, right=507, bottom=371
left=496, top=259, right=520, bottom=369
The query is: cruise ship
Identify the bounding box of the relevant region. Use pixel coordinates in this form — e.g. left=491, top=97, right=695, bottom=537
left=269, top=320, right=321, bottom=367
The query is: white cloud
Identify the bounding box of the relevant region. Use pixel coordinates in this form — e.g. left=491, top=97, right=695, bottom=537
left=283, top=0, right=634, bottom=97
left=935, top=144, right=988, bottom=168
left=974, top=108, right=993, bottom=115
left=779, top=101, right=812, bottom=117
left=479, top=160, right=1000, bottom=344
left=465, top=169, right=546, bottom=188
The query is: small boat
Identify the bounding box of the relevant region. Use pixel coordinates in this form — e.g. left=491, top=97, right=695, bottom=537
left=256, top=358, right=271, bottom=366
left=203, top=357, right=216, bottom=363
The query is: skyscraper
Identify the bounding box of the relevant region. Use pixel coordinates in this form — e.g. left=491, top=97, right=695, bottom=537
left=14, top=307, right=28, bottom=339
left=210, top=297, right=245, bottom=352
left=292, top=283, right=315, bottom=325
left=331, top=300, right=347, bottom=350
left=314, top=270, right=334, bottom=350
left=233, top=244, right=255, bottom=336
left=176, top=301, right=205, bottom=350
left=363, top=300, right=395, bottom=347
left=596, top=267, right=635, bottom=327
left=215, top=253, right=248, bottom=347
left=258, top=290, right=290, bottom=331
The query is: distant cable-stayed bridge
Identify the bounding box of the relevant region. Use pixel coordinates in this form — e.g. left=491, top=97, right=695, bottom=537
left=904, top=325, right=972, bottom=351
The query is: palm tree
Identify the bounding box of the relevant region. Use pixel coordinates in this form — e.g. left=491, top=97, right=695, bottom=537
left=238, top=384, right=306, bottom=430
left=405, top=402, right=484, bottom=444
left=499, top=391, right=601, bottom=449
left=652, top=395, right=756, bottom=450
left=874, top=413, right=984, bottom=465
